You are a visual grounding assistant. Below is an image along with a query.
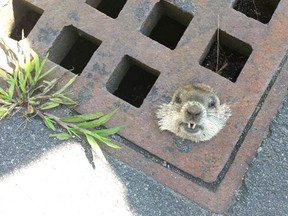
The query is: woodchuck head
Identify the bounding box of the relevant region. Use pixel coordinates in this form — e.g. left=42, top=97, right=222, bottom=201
left=156, top=83, right=231, bottom=142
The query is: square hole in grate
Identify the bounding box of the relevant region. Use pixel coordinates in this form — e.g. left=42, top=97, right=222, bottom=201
left=200, top=29, right=252, bottom=82
left=233, top=0, right=281, bottom=24
left=48, top=26, right=102, bottom=75
left=86, top=0, right=127, bottom=19
left=141, top=0, right=193, bottom=50
left=10, top=0, right=43, bottom=41
left=106, top=56, right=160, bottom=108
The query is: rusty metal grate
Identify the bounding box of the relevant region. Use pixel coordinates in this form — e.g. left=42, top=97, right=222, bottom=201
left=1, top=0, right=288, bottom=213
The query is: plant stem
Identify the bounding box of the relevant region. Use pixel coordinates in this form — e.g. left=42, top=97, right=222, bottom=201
left=31, top=95, right=54, bottom=100
left=252, top=0, right=259, bottom=20
left=36, top=110, right=87, bottom=135
left=216, top=15, right=220, bottom=73
left=0, top=103, right=18, bottom=120
left=0, top=99, right=13, bottom=105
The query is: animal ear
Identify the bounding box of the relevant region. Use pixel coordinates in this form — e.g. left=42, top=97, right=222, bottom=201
left=172, top=89, right=183, bottom=104
left=208, top=97, right=216, bottom=108
left=191, top=83, right=214, bottom=93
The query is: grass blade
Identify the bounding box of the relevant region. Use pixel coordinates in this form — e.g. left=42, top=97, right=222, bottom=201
left=18, top=69, right=27, bottom=93
left=86, top=130, right=120, bottom=149
left=23, top=60, right=34, bottom=84
left=29, top=99, right=40, bottom=105
left=7, top=77, right=14, bottom=99
left=38, top=65, right=57, bottom=80
left=39, top=101, right=60, bottom=110
left=37, top=53, right=49, bottom=78
left=85, top=134, right=107, bottom=161
left=60, top=111, right=103, bottom=123
left=53, top=75, right=77, bottom=95
left=43, top=116, right=56, bottom=131
left=28, top=84, right=44, bottom=96
left=67, top=127, right=81, bottom=138
left=49, top=133, right=72, bottom=140
left=0, top=87, right=8, bottom=97
left=94, top=134, right=120, bottom=148
left=0, top=68, right=10, bottom=80
left=41, top=78, right=58, bottom=95
left=30, top=49, right=40, bottom=81
left=49, top=95, right=77, bottom=105
left=0, top=107, right=9, bottom=119
left=91, top=126, right=124, bottom=137
left=78, top=109, right=118, bottom=129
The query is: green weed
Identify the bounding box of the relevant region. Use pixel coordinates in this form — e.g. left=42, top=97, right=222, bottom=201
left=0, top=36, right=122, bottom=160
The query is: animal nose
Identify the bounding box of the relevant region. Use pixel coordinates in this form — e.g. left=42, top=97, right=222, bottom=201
left=186, top=105, right=202, bottom=121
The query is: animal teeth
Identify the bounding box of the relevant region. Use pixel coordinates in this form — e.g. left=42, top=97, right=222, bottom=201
left=188, top=123, right=197, bottom=129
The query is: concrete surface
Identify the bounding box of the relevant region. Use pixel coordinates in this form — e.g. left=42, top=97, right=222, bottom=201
left=0, top=93, right=287, bottom=216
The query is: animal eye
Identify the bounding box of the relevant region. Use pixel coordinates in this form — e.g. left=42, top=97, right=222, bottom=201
left=208, top=100, right=216, bottom=108
left=175, top=96, right=182, bottom=104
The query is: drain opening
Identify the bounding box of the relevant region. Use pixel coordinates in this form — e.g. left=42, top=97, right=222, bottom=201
left=141, top=0, right=193, bottom=50
left=200, top=29, right=252, bottom=82
left=48, top=26, right=101, bottom=75
left=86, top=0, right=127, bottom=19
left=233, top=0, right=281, bottom=24
left=106, top=56, right=160, bottom=107
left=10, top=0, right=43, bottom=41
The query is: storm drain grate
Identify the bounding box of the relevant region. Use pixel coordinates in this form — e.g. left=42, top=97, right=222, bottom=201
left=1, top=0, right=288, bottom=213
left=10, top=0, right=43, bottom=41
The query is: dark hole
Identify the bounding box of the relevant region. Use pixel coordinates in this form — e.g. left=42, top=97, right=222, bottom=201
left=48, top=26, right=101, bottom=75
left=113, top=66, right=158, bottom=107
left=149, top=15, right=187, bottom=50
left=141, top=1, right=193, bottom=50
left=60, top=37, right=99, bottom=74
left=107, top=57, right=160, bottom=107
left=86, top=0, right=127, bottom=19
left=10, top=0, right=43, bottom=41
left=233, top=0, right=281, bottom=24
left=201, top=30, right=252, bottom=82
